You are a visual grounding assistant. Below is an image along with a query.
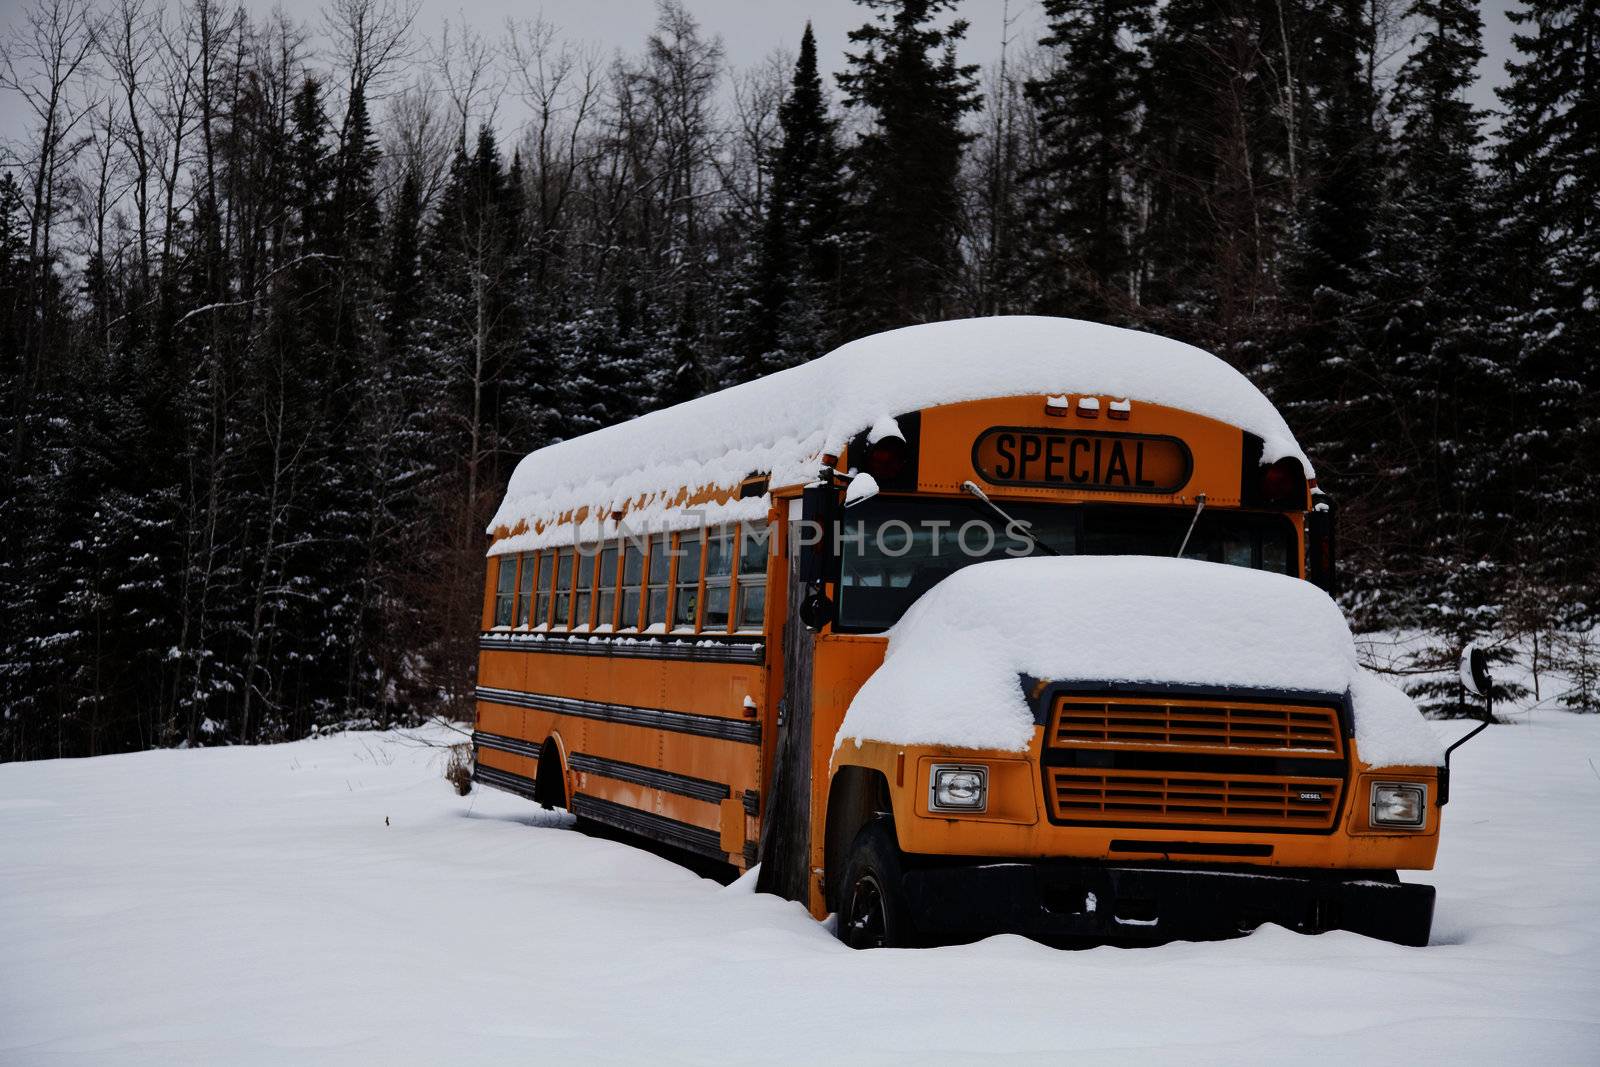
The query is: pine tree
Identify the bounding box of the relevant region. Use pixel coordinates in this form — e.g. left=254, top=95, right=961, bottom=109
left=1267, top=0, right=1397, bottom=627
left=1382, top=0, right=1507, bottom=715
left=838, top=0, right=981, bottom=331
left=1138, top=0, right=1299, bottom=352
left=384, top=169, right=424, bottom=351
left=1024, top=0, right=1154, bottom=320
left=0, top=171, right=29, bottom=427
left=738, top=22, right=848, bottom=380
left=332, top=83, right=382, bottom=258
left=1492, top=0, right=1600, bottom=633
left=289, top=78, right=333, bottom=253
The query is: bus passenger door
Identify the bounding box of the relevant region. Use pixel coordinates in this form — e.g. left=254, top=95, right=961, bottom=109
left=756, top=503, right=814, bottom=904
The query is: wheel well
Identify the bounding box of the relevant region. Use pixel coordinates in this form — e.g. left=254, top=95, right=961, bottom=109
left=824, top=766, right=894, bottom=914
left=534, top=736, right=568, bottom=809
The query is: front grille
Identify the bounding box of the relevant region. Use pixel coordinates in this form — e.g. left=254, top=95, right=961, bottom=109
left=1042, top=691, right=1347, bottom=833
left=1050, top=695, right=1343, bottom=755
left=1046, top=767, right=1342, bottom=831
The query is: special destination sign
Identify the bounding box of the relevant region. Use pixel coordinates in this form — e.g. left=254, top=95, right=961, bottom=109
left=971, top=427, right=1192, bottom=494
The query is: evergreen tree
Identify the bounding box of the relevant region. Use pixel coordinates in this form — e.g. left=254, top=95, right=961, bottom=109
left=1024, top=0, right=1154, bottom=321
left=332, top=83, right=382, bottom=258
left=0, top=171, right=29, bottom=422
left=1382, top=0, right=1506, bottom=714
left=384, top=169, right=424, bottom=351
left=1138, top=0, right=1298, bottom=351
left=1268, top=0, right=1396, bottom=627
left=289, top=78, right=333, bottom=253
left=1492, top=0, right=1600, bottom=632
left=738, top=22, right=848, bottom=380
left=838, top=0, right=981, bottom=331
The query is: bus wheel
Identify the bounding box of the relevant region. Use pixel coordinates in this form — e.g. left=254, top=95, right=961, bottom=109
left=838, top=820, right=914, bottom=949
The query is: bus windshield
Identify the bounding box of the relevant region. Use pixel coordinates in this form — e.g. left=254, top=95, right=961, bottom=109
left=835, top=497, right=1295, bottom=632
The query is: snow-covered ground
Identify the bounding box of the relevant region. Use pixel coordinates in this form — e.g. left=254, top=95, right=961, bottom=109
left=3, top=715, right=1598, bottom=1065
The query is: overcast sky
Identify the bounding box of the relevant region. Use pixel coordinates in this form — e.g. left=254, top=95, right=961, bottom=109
left=0, top=0, right=1521, bottom=148
left=314, top=0, right=1520, bottom=111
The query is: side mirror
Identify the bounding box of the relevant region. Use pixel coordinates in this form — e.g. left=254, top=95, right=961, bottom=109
left=1308, top=491, right=1337, bottom=594
left=1460, top=643, right=1491, bottom=698
left=1443, top=641, right=1496, bottom=802
left=797, top=479, right=836, bottom=584
left=798, top=585, right=835, bottom=631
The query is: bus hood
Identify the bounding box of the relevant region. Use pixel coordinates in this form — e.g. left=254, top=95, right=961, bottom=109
left=833, top=556, right=1444, bottom=769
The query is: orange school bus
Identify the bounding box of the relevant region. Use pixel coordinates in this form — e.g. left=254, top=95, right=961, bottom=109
left=474, top=316, right=1446, bottom=948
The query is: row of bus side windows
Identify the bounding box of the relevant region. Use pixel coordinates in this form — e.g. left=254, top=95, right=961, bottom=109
left=490, top=523, right=769, bottom=633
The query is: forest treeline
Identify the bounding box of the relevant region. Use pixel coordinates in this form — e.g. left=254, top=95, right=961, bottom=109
left=0, top=0, right=1595, bottom=760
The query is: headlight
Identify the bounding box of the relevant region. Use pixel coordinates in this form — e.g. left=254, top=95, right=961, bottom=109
left=929, top=764, right=987, bottom=813
left=1370, top=782, right=1427, bottom=828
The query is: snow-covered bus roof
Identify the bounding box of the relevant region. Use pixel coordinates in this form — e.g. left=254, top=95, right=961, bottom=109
left=488, top=316, right=1310, bottom=546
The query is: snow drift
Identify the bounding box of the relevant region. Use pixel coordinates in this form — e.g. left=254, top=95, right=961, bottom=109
left=835, top=556, right=1444, bottom=769
left=488, top=316, right=1310, bottom=550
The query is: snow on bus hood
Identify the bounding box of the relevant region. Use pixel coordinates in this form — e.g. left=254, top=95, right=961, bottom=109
left=834, top=556, right=1444, bottom=770
left=488, top=316, right=1310, bottom=546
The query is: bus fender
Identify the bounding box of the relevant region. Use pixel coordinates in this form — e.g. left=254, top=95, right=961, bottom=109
left=535, top=731, right=572, bottom=810
left=824, top=766, right=894, bottom=914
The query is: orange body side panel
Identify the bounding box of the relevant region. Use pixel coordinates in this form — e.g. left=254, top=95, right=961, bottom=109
left=475, top=746, right=539, bottom=783
left=475, top=648, right=767, bottom=861
left=806, top=636, right=892, bottom=907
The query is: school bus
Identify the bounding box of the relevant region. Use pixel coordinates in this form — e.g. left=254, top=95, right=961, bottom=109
left=473, top=316, right=1444, bottom=948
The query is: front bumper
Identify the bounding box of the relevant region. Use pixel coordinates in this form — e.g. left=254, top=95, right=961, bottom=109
left=901, top=859, right=1435, bottom=947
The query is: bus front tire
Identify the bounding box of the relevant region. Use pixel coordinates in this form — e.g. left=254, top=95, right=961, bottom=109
left=838, top=820, right=915, bottom=949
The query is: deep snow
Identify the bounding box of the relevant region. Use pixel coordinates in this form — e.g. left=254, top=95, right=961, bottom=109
left=3, top=716, right=1598, bottom=1065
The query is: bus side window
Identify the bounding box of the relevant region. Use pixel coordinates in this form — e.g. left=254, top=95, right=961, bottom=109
left=620, top=538, right=644, bottom=630
left=553, top=548, right=573, bottom=628
left=646, top=535, right=670, bottom=630
left=492, top=556, right=516, bottom=627
left=575, top=545, right=596, bottom=629
left=736, top=522, right=768, bottom=630
left=703, top=526, right=734, bottom=631
left=517, top=552, right=535, bottom=626
left=533, top=549, right=553, bottom=627
left=596, top=541, right=619, bottom=630
left=672, top=532, right=703, bottom=630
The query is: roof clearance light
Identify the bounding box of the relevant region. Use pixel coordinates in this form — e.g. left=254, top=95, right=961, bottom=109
left=1108, top=398, right=1132, bottom=421
left=864, top=435, right=910, bottom=481
left=1076, top=396, right=1101, bottom=418
left=1260, top=456, right=1307, bottom=507
left=1045, top=395, right=1070, bottom=417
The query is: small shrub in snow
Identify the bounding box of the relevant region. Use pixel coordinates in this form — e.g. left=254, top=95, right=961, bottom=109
left=1556, top=630, right=1600, bottom=714
left=444, top=744, right=474, bottom=796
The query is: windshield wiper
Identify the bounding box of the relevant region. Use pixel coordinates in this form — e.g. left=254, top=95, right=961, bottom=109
left=1176, top=493, right=1207, bottom=558
left=959, top=480, right=1061, bottom=557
